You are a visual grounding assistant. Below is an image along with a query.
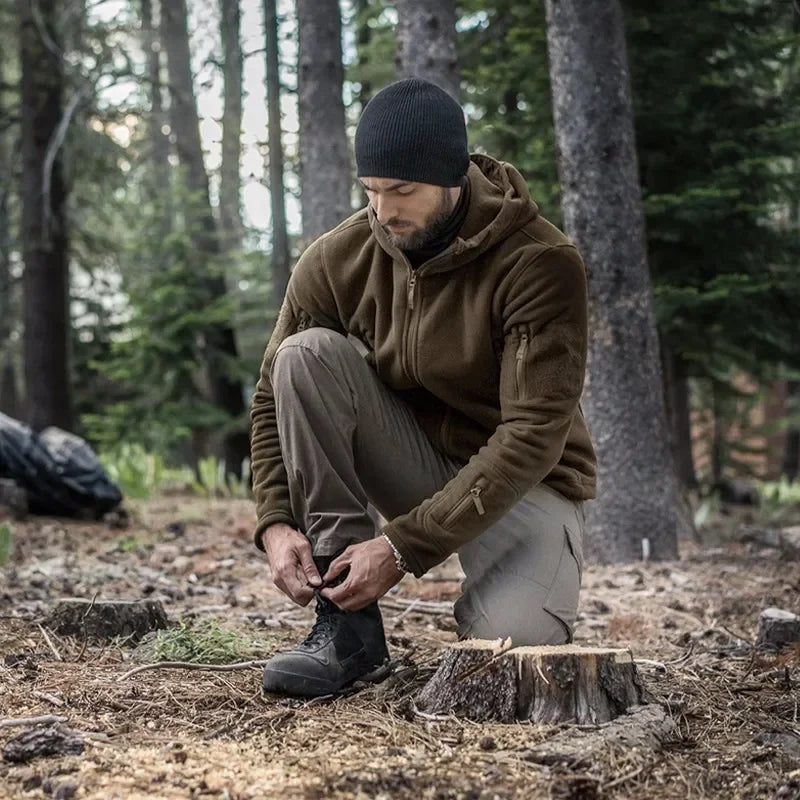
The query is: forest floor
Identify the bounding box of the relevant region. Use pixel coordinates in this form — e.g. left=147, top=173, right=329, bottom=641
left=1, top=494, right=799, bottom=800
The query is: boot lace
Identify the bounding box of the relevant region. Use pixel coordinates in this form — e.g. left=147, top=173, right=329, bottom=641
left=300, top=598, right=340, bottom=649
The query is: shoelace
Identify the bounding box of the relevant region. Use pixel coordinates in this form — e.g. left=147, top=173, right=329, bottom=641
left=299, top=599, right=340, bottom=649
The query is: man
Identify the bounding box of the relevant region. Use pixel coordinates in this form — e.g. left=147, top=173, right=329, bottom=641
left=250, top=78, right=596, bottom=698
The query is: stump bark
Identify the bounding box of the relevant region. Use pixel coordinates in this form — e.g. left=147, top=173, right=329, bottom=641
left=2, top=725, right=84, bottom=763
left=756, top=607, right=800, bottom=652
left=45, top=599, right=169, bottom=642
left=417, top=640, right=648, bottom=724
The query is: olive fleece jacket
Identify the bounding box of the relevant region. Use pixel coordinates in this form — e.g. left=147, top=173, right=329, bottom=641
left=250, top=154, right=597, bottom=577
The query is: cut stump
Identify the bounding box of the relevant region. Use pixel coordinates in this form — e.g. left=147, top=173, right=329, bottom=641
left=756, top=607, right=800, bottom=652
left=417, top=639, right=648, bottom=724
left=45, top=599, right=169, bottom=643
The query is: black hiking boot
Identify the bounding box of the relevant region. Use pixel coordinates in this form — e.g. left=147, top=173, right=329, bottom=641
left=262, top=595, right=390, bottom=697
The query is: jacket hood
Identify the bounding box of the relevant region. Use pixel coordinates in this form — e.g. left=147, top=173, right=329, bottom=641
left=369, top=154, right=539, bottom=273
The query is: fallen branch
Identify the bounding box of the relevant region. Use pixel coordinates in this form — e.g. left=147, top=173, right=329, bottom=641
left=118, top=659, right=269, bottom=682
left=381, top=596, right=453, bottom=615
left=0, top=715, right=68, bottom=728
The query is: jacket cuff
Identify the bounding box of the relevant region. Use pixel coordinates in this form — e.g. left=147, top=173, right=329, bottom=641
left=381, top=523, right=442, bottom=579
left=253, top=511, right=299, bottom=551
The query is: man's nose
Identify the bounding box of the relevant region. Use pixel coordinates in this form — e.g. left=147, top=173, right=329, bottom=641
left=373, top=195, right=395, bottom=225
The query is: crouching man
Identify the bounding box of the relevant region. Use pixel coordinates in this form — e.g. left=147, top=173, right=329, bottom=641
left=249, top=78, right=596, bottom=697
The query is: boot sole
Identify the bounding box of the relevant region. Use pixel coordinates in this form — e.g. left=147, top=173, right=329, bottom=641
left=262, top=657, right=392, bottom=699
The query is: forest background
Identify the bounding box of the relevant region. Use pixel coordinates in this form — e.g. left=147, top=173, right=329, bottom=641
left=2, top=0, right=800, bottom=563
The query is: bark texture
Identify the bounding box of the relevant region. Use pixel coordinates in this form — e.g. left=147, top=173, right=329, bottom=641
left=756, top=607, right=800, bottom=652
left=782, top=380, right=799, bottom=483
left=18, top=0, right=73, bottom=432
left=296, top=0, right=351, bottom=243
left=395, top=0, right=460, bottom=100
left=662, top=346, right=697, bottom=489
left=219, top=0, right=244, bottom=254
left=2, top=725, right=84, bottom=763
left=0, top=54, right=19, bottom=419
left=264, top=0, right=290, bottom=307
left=544, top=0, right=678, bottom=562
left=141, top=0, right=171, bottom=222
left=525, top=704, right=676, bottom=767
left=45, top=599, right=169, bottom=642
left=161, top=0, right=249, bottom=476
left=417, top=640, right=647, bottom=725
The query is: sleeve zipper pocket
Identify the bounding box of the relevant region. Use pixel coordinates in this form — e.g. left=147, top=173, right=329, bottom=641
left=515, top=333, right=529, bottom=395
left=441, top=484, right=486, bottom=528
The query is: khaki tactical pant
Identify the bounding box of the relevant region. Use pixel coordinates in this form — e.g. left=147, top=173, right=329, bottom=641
left=271, top=328, right=585, bottom=645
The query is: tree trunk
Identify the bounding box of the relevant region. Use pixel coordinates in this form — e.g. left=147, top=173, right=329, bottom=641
left=0, top=53, right=20, bottom=419
left=545, top=0, right=678, bottom=562
left=161, top=0, right=249, bottom=477
left=417, top=639, right=648, bottom=725
left=219, top=0, right=244, bottom=255
left=264, top=0, right=290, bottom=308
left=141, top=0, right=171, bottom=227
left=354, top=0, right=373, bottom=109
left=782, top=380, right=799, bottom=484
left=395, top=0, right=460, bottom=100
left=296, top=0, right=351, bottom=243
left=661, top=345, right=698, bottom=489
left=18, top=0, right=73, bottom=432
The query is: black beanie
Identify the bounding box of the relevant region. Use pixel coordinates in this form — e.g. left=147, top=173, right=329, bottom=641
left=355, top=77, right=469, bottom=188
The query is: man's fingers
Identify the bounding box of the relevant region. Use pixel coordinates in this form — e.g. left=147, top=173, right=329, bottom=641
left=320, top=579, right=357, bottom=608
left=323, top=551, right=352, bottom=583
left=296, top=541, right=322, bottom=586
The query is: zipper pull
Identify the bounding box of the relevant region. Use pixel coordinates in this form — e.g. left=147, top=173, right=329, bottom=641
left=407, top=272, right=417, bottom=309
left=470, top=487, right=485, bottom=515
left=516, top=333, right=529, bottom=361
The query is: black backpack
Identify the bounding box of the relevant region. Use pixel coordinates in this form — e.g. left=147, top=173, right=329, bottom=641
left=0, top=413, right=122, bottom=518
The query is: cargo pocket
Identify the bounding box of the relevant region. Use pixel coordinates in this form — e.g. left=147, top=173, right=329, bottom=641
left=543, top=524, right=582, bottom=643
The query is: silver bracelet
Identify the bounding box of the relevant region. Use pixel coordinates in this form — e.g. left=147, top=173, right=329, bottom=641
left=382, top=533, right=409, bottom=574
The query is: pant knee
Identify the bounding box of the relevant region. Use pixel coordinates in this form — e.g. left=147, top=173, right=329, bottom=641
left=271, top=328, right=351, bottom=382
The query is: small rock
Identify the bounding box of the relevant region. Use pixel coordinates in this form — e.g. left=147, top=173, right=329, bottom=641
left=53, top=781, right=78, bottom=800
left=479, top=736, right=497, bottom=751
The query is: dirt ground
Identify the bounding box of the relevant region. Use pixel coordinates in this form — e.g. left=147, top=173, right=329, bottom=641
left=1, top=495, right=799, bottom=800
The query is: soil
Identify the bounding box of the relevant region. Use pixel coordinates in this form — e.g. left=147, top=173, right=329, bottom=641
left=1, top=495, right=799, bottom=800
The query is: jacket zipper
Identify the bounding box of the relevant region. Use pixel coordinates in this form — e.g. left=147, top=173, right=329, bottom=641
left=407, top=272, right=417, bottom=310
left=442, top=484, right=486, bottom=527
left=404, top=270, right=419, bottom=381
left=515, top=333, right=529, bottom=394
left=470, top=487, right=485, bottom=515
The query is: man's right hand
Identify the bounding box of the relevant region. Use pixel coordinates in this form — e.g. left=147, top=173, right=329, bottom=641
left=261, top=523, right=322, bottom=606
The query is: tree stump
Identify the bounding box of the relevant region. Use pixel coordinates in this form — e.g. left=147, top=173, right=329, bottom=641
left=45, top=599, right=169, bottom=643
left=417, top=640, right=648, bottom=724
left=756, top=608, right=800, bottom=652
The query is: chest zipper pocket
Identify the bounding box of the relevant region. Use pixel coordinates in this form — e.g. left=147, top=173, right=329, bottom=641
left=515, top=333, right=529, bottom=396
left=441, top=485, right=486, bottom=529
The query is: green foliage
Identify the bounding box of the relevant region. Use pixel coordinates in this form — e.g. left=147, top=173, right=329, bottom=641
left=148, top=619, right=259, bottom=664
left=459, top=2, right=561, bottom=218
left=192, top=455, right=251, bottom=499
left=0, top=522, right=12, bottom=567
left=101, top=444, right=166, bottom=501
left=101, top=444, right=200, bottom=500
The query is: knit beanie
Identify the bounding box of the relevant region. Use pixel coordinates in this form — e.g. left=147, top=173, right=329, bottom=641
left=355, top=77, right=469, bottom=188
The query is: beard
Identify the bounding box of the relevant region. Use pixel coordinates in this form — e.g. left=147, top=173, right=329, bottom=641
left=382, top=189, right=456, bottom=250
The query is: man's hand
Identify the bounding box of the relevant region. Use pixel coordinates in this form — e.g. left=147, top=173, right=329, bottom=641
left=261, top=523, right=321, bottom=606
left=320, top=537, right=403, bottom=611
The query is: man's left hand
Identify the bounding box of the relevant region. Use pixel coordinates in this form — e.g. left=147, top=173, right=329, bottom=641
left=320, top=536, right=403, bottom=611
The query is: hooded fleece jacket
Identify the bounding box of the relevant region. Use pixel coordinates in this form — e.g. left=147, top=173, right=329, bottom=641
left=250, top=154, right=597, bottom=577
